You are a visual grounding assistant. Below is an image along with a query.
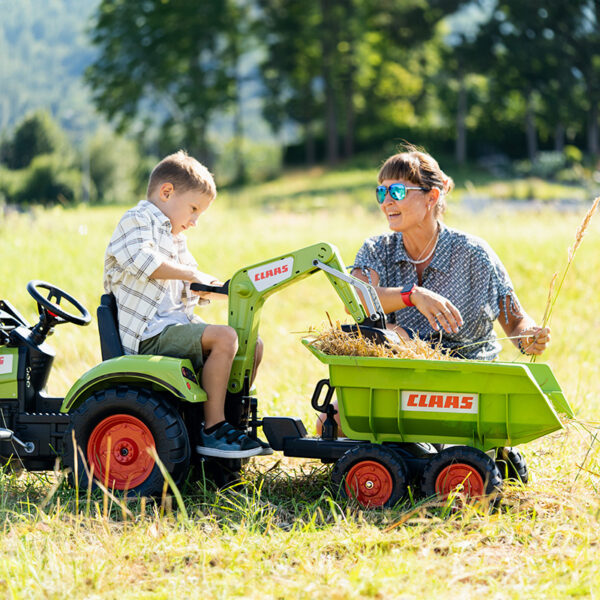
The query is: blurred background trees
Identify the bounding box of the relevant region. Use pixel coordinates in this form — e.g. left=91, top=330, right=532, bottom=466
left=1, top=0, right=599, bottom=205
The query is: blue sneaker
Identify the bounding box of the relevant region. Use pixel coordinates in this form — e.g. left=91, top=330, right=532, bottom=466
left=197, top=423, right=263, bottom=459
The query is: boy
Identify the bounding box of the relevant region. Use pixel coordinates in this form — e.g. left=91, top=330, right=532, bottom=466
left=104, top=150, right=266, bottom=458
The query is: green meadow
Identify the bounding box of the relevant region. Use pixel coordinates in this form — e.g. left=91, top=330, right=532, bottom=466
left=1, top=169, right=600, bottom=598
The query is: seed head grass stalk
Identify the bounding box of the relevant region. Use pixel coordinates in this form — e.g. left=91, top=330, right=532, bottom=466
left=531, top=196, right=600, bottom=363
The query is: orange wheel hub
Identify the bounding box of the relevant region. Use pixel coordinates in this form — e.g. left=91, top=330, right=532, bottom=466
left=435, top=463, right=485, bottom=497
left=87, top=414, right=156, bottom=490
left=345, top=460, right=393, bottom=507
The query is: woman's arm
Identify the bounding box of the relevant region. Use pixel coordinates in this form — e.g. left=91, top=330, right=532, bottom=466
left=350, top=268, right=463, bottom=334
left=499, top=296, right=551, bottom=355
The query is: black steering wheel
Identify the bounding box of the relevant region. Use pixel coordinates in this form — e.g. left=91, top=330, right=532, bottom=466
left=27, top=280, right=91, bottom=327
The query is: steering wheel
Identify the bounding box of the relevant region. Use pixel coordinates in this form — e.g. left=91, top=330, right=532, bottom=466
left=27, top=280, right=91, bottom=327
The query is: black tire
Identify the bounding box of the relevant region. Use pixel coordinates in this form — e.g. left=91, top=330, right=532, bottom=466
left=420, top=446, right=502, bottom=500
left=331, top=444, right=408, bottom=508
left=495, top=447, right=528, bottom=484
left=63, top=387, right=191, bottom=496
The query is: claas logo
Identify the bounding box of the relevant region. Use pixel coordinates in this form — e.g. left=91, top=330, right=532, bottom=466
left=401, top=391, right=478, bottom=414
left=254, top=264, right=289, bottom=282
left=0, top=356, right=3, bottom=365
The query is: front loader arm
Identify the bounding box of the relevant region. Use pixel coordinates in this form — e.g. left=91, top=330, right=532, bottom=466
left=222, top=242, right=384, bottom=394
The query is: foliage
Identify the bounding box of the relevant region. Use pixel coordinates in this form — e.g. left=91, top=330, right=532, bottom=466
left=215, top=139, right=282, bottom=186
left=14, top=154, right=82, bottom=206
left=0, top=110, right=70, bottom=169
left=0, top=157, right=82, bottom=207
left=85, top=0, right=243, bottom=164
left=257, top=0, right=469, bottom=164
left=86, top=127, right=144, bottom=203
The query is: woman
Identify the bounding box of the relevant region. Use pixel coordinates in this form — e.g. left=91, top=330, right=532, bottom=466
left=316, top=146, right=550, bottom=436
left=352, top=145, right=550, bottom=360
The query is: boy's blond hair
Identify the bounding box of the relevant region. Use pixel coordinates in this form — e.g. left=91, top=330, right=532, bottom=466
left=147, top=150, right=216, bottom=200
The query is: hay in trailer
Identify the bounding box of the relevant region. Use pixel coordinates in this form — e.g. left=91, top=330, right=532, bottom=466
left=307, top=324, right=457, bottom=361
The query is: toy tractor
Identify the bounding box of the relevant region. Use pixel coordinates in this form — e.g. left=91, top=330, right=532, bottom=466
left=0, top=242, right=574, bottom=507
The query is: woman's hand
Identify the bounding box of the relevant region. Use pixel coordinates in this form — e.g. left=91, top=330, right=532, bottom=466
left=517, top=326, right=551, bottom=355
left=411, top=287, right=463, bottom=334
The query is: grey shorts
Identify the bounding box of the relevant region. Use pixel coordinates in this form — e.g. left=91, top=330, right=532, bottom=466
left=138, top=322, right=209, bottom=372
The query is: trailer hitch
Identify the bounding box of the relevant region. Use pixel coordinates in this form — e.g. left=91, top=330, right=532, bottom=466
left=0, top=428, right=35, bottom=453
left=311, top=379, right=338, bottom=440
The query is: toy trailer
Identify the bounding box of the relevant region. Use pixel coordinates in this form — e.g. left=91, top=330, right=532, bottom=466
left=259, top=343, right=573, bottom=508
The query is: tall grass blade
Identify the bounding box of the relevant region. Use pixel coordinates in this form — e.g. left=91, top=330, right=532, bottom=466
left=147, top=447, right=188, bottom=521
left=531, top=196, right=599, bottom=363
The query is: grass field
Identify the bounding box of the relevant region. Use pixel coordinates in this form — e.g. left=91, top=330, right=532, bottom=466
left=1, top=169, right=600, bottom=598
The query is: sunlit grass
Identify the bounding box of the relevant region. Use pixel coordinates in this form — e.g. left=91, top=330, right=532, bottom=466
left=1, top=183, right=600, bottom=597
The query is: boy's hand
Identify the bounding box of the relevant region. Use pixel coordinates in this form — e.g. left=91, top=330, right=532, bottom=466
left=190, top=272, right=228, bottom=300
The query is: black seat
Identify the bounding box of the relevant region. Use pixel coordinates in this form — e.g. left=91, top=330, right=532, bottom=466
left=97, top=294, right=124, bottom=360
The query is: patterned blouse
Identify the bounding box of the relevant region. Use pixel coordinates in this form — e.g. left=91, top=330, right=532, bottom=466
left=354, top=224, right=522, bottom=360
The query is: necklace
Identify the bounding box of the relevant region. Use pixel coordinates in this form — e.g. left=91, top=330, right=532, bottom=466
left=405, top=225, right=440, bottom=265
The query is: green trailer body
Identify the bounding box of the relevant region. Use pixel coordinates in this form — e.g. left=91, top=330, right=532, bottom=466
left=304, top=341, right=573, bottom=452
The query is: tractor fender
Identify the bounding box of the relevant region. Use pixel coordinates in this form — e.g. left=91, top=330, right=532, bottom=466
left=61, top=354, right=206, bottom=413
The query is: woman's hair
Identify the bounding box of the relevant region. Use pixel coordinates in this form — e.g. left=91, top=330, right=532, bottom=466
left=378, top=144, right=454, bottom=217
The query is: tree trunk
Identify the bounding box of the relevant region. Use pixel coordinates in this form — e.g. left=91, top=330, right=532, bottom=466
left=587, top=102, right=599, bottom=156
left=341, top=0, right=355, bottom=159
left=343, top=68, right=355, bottom=159
left=320, top=0, right=339, bottom=165
left=525, top=89, right=538, bottom=162
left=233, top=73, right=247, bottom=184
left=455, top=68, right=467, bottom=165
left=554, top=122, right=565, bottom=153
left=304, top=122, right=316, bottom=165
left=193, top=120, right=212, bottom=168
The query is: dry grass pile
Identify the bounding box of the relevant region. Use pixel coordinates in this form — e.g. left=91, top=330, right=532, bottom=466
left=308, top=324, right=456, bottom=361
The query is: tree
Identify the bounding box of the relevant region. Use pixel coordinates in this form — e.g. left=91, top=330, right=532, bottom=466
left=463, top=0, right=593, bottom=160
left=86, top=0, right=241, bottom=164
left=1, top=110, right=68, bottom=169
left=258, top=0, right=323, bottom=164
left=258, top=0, right=468, bottom=164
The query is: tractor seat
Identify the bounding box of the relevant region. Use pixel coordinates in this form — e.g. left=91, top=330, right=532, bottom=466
left=97, top=294, right=124, bottom=360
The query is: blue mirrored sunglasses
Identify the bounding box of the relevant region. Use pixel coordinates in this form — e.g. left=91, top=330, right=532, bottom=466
left=375, top=183, right=428, bottom=204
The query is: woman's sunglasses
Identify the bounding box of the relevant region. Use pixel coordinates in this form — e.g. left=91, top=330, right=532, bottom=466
left=375, top=183, right=428, bottom=204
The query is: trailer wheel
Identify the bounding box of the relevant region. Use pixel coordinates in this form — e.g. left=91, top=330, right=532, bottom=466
left=420, top=446, right=502, bottom=500
left=63, top=387, right=190, bottom=496
left=495, top=447, right=528, bottom=484
left=331, top=445, right=408, bottom=508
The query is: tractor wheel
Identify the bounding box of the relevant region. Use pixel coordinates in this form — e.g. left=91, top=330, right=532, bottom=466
left=331, top=445, right=408, bottom=508
left=63, top=387, right=190, bottom=496
left=420, top=446, right=502, bottom=500
left=495, top=447, right=528, bottom=484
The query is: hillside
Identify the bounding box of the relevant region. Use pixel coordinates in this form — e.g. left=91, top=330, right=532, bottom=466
left=0, top=0, right=99, bottom=139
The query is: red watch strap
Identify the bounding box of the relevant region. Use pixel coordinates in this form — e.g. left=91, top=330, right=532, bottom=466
left=401, top=285, right=415, bottom=307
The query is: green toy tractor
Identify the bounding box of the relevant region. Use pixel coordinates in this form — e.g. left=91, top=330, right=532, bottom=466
left=0, top=242, right=574, bottom=507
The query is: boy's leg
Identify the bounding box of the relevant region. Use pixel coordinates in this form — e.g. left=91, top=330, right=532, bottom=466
left=139, top=322, right=263, bottom=458
left=251, top=337, right=264, bottom=385
left=200, top=324, right=238, bottom=429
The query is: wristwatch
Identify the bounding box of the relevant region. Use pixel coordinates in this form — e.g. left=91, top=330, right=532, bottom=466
left=400, top=284, right=416, bottom=307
